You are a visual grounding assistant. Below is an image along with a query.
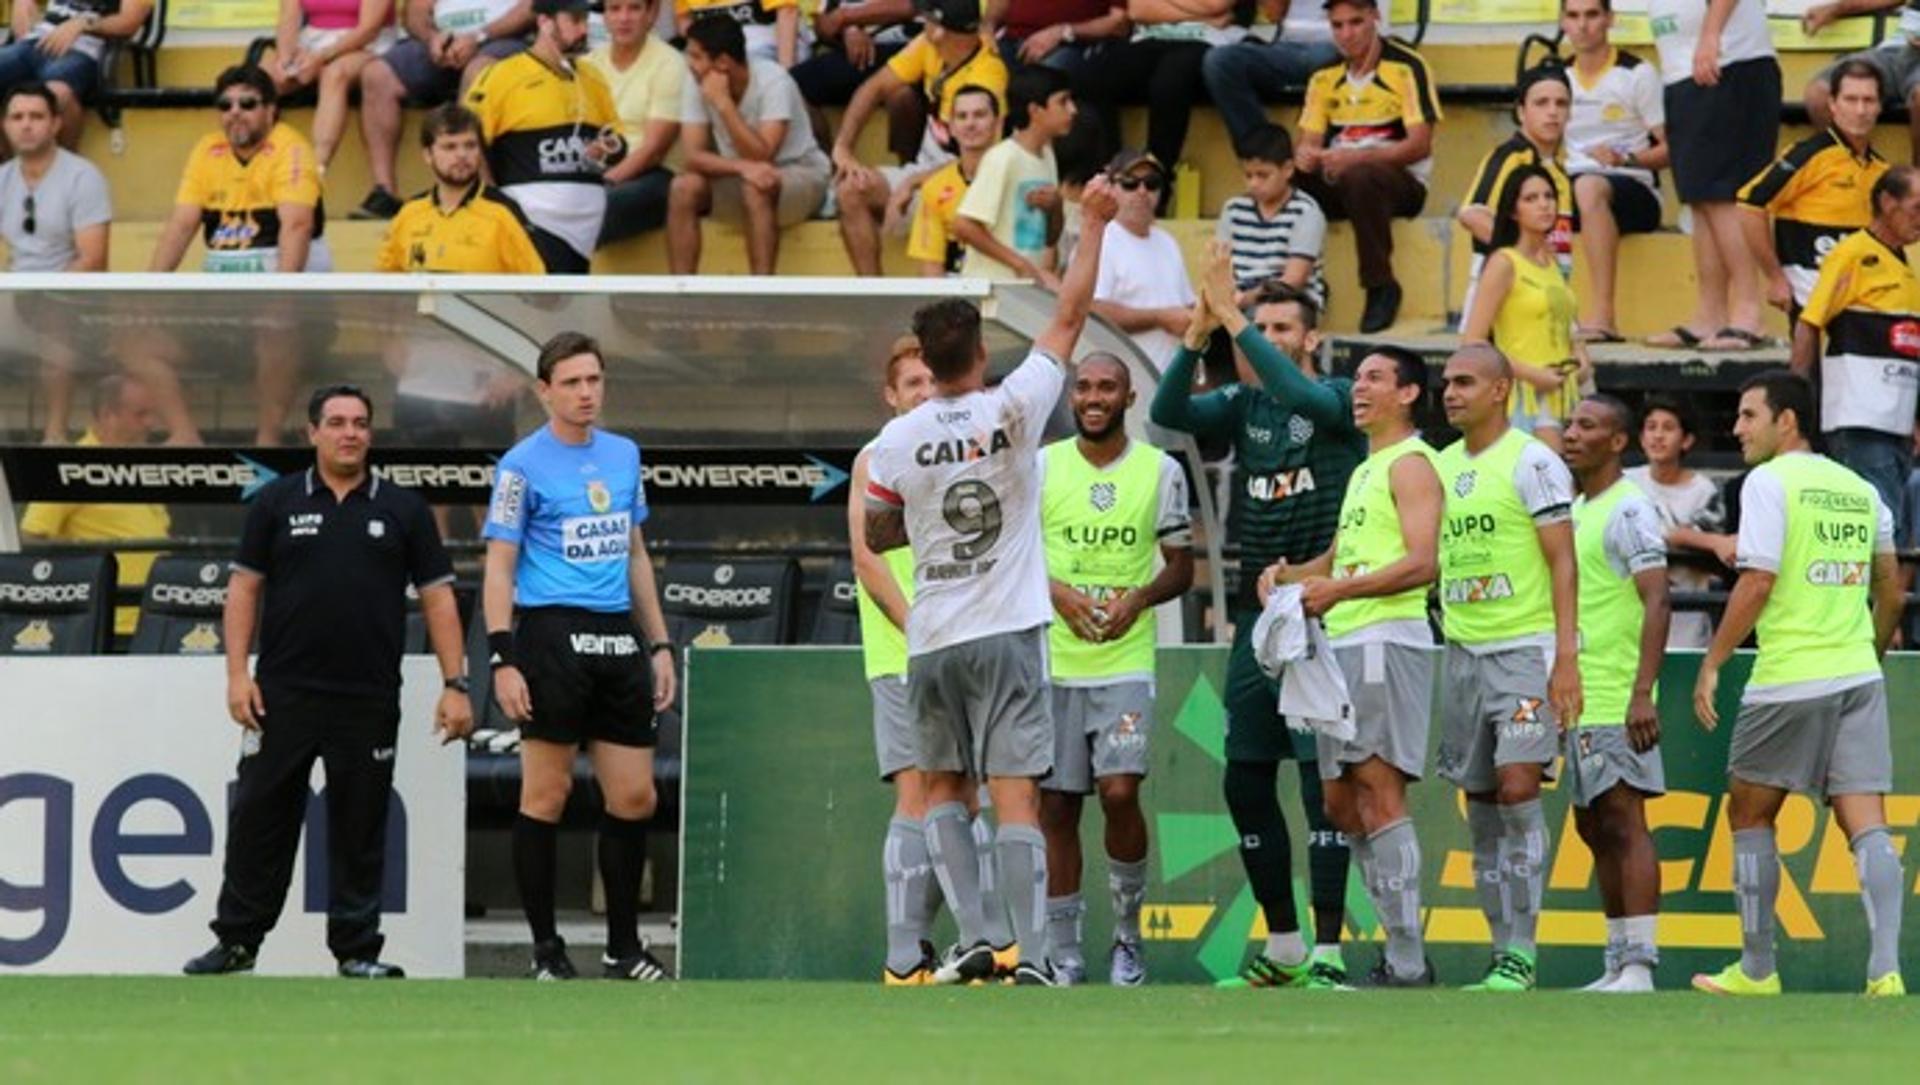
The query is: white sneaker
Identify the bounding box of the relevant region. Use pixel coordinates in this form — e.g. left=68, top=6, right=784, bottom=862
left=1051, top=957, right=1086, bottom=987
left=1600, top=963, right=1655, bottom=993
left=1581, top=940, right=1624, bottom=991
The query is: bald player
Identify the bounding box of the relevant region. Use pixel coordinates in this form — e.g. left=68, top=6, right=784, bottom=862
left=1037, top=352, right=1194, bottom=986
left=1561, top=395, right=1670, bottom=993
left=1435, top=343, right=1581, bottom=992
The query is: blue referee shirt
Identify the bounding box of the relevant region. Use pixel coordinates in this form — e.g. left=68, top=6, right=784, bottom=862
left=483, top=425, right=648, bottom=612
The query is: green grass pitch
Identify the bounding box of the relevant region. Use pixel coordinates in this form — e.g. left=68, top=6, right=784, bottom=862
left=2, top=978, right=1917, bottom=1083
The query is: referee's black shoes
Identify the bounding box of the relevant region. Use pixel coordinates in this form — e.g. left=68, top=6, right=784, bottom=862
left=338, top=959, right=407, bottom=979
left=531, top=937, right=579, bottom=980
left=182, top=942, right=257, bottom=976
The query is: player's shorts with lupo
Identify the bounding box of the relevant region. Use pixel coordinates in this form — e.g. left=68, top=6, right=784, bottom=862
left=1317, top=641, right=1435, bottom=782
left=1566, top=725, right=1666, bottom=807
left=907, top=625, right=1053, bottom=779
left=1435, top=641, right=1560, bottom=792
left=1730, top=679, right=1892, bottom=800
left=871, top=674, right=915, bottom=781
left=1044, top=680, right=1153, bottom=794
left=513, top=606, right=657, bottom=747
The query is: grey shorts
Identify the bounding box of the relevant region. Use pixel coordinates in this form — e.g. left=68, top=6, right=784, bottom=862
left=907, top=626, right=1053, bottom=780
left=1044, top=681, right=1154, bottom=794
left=1435, top=642, right=1561, bottom=793
left=871, top=675, right=914, bottom=781
left=1730, top=680, right=1893, bottom=800
left=708, top=166, right=830, bottom=227
left=1566, top=725, right=1666, bottom=808
left=382, top=36, right=526, bottom=104
left=1317, top=642, right=1435, bottom=782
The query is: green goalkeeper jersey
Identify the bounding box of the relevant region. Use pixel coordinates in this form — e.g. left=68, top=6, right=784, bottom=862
left=1150, top=325, right=1365, bottom=604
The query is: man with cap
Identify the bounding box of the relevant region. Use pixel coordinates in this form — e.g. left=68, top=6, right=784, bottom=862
left=1090, top=150, right=1196, bottom=368
left=463, top=0, right=622, bottom=273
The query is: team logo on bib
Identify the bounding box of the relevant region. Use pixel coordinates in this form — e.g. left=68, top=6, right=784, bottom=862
left=587, top=480, right=612, bottom=513
left=1089, top=482, right=1116, bottom=512
left=1288, top=416, right=1315, bottom=446
left=1454, top=470, right=1477, bottom=498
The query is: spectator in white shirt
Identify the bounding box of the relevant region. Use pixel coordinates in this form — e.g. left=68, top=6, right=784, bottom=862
left=1561, top=0, right=1669, bottom=344
left=1091, top=149, right=1196, bottom=365
left=0, top=82, right=109, bottom=272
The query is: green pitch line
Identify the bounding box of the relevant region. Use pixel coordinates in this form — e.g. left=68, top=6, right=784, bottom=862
left=1, top=978, right=1915, bottom=1083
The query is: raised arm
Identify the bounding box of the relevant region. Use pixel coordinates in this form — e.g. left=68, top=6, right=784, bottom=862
left=1032, top=175, right=1120, bottom=362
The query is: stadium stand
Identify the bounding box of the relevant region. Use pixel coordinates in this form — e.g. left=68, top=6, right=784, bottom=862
left=127, top=554, right=229, bottom=655
left=809, top=555, right=861, bottom=646
left=0, top=552, right=117, bottom=655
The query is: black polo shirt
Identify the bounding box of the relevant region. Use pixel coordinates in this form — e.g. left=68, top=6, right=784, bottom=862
left=234, top=467, right=453, bottom=699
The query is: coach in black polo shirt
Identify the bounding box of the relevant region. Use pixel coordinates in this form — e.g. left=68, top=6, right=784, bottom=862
left=184, top=384, right=473, bottom=979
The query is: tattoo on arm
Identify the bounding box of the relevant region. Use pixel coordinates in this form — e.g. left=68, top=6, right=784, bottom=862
left=865, top=505, right=908, bottom=553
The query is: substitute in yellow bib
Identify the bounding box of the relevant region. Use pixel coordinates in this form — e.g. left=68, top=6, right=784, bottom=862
left=1258, top=344, right=1441, bottom=988
left=466, top=0, right=621, bottom=274
left=1434, top=343, right=1581, bottom=993
left=377, top=104, right=545, bottom=274
left=1038, top=352, right=1192, bottom=988
left=1692, top=371, right=1906, bottom=1001
left=1560, top=395, right=1670, bottom=994
left=151, top=65, right=328, bottom=274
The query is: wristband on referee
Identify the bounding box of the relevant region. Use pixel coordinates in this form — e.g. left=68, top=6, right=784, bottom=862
left=648, top=641, right=675, bottom=657
left=487, top=631, right=515, bottom=670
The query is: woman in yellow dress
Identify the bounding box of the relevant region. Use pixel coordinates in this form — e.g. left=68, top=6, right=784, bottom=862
left=1461, top=163, right=1593, bottom=450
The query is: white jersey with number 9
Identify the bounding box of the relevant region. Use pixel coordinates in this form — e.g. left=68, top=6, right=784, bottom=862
left=866, top=350, right=1063, bottom=657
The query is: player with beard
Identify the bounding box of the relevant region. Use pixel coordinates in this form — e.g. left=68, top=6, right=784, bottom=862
left=1036, top=352, right=1193, bottom=986
left=1151, top=242, right=1366, bottom=989
left=376, top=103, right=545, bottom=273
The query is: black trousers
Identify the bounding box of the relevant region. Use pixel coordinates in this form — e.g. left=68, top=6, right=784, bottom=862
left=212, top=685, right=402, bottom=962
left=1076, top=38, right=1210, bottom=201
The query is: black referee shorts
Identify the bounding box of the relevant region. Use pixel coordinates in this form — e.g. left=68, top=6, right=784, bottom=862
left=514, top=607, right=656, bottom=748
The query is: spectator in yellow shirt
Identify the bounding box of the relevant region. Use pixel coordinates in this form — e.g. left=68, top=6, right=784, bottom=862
left=375, top=103, right=545, bottom=274
left=587, top=0, right=686, bottom=244
left=905, top=82, right=998, bottom=276
left=19, top=375, right=170, bottom=638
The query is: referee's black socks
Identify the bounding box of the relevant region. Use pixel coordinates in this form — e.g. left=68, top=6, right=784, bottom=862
left=514, top=814, right=561, bottom=946
left=598, top=812, right=651, bottom=960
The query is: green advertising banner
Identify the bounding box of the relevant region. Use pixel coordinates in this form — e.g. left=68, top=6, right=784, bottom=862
left=681, top=646, right=1920, bottom=990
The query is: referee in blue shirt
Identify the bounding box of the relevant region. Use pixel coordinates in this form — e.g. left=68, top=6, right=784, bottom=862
left=482, top=331, right=677, bottom=981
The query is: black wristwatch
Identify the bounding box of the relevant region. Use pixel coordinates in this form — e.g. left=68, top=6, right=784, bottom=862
left=649, top=641, right=675, bottom=657
left=444, top=675, right=472, bottom=693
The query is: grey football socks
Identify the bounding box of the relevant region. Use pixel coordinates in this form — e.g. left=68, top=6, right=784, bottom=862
left=1852, top=827, right=1905, bottom=980
left=1046, top=893, right=1085, bottom=969
left=1498, top=799, right=1548, bottom=956
left=994, top=823, right=1049, bottom=968
left=974, top=813, right=1016, bottom=950
left=1466, top=800, right=1511, bottom=951
left=1733, top=827, right=1779, bottom=980
left=1109, top=856, right=1148, bottom=946
left=1368, top=818, right=1427, bottom=978
left=882, top=816, right=934, bottom=975
left=924, top=802, right=987, bottom=947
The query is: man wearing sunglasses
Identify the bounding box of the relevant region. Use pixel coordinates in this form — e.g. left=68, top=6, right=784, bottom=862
left=151, top=65, right=329, bottom=274
left=1090, top=150, right=1195, bottom=368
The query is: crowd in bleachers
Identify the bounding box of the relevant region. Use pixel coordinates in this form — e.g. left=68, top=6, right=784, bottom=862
left=11, top=0, right=1920, bottom=648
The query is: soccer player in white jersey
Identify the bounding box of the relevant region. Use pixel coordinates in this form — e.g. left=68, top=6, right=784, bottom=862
left=865, top=175, right=1120, bottom=986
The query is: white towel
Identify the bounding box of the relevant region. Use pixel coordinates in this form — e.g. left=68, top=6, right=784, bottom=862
left=1250, top=584, right=1355, bottom=742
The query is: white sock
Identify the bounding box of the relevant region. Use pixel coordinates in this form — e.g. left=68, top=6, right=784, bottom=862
left=1622, top=915, right=1658, bottom=957
left=1266, top=931, right=1307, bottom=966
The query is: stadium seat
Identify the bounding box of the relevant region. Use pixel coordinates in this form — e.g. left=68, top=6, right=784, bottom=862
left=658, top=557, right=801, bottom=648
left=0, top=553, right=117, bottom=656
left=810, top=556, right=861, bottom=646
left=128, top=556, right=232, bottom=656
